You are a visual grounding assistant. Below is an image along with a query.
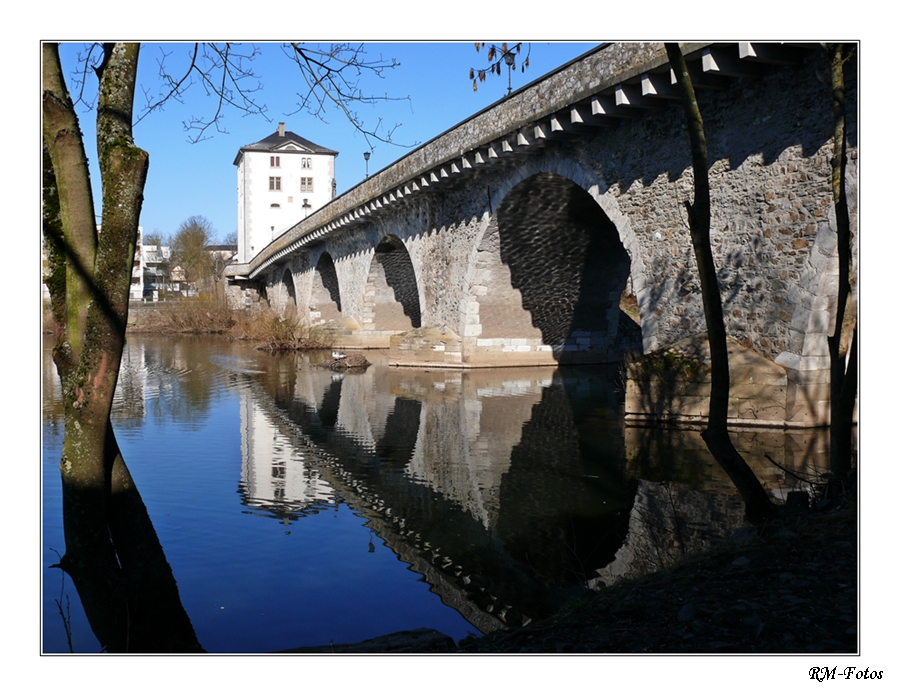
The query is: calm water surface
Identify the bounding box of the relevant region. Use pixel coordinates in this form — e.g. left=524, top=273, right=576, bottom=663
left=41, top=335, right=829, bottom=653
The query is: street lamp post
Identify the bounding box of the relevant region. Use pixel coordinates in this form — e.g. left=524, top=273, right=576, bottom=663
left=364, top=151, right=371, bottom=178
left=504, top=48, right=517, bottom=95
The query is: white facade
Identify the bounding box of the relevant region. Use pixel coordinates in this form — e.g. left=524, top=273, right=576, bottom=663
left=239, top=391, right=334, bottom=513
left=129, top=226, right=145, bottom=301
left=235, top=123, right=338, bottom=264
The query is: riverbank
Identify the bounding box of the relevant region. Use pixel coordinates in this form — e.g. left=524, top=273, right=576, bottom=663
left=126, top=300, right=329, bottom=351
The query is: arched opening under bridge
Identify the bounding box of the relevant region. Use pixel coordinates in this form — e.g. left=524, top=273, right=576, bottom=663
left=362, top=235, right=422, bottom=333
left=281, top=268, right=297, bottom=316
left=310, top=252, right=342, bottom=325
left=472, top=172, right=640, bottom=363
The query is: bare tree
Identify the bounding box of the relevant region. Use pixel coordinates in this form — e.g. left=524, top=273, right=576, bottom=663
left=665, top=43, right=778, bottom=524
left=42, top=41, right=403, bottom=652
left=170, top=214, right=216, bottom=290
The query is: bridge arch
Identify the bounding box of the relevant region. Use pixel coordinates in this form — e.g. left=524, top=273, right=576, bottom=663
left=361, top=235, right=422, bottom=333
left=464, top=169, right=642, bottom=363
left=504, top=157, right=647, bottom=326
left=309, top=251, right=343, bottom=325
left=280, top=267, right=298, bottom=316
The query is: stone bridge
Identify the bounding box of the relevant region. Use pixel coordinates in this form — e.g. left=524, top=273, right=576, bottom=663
left=225, top=42, right=858, bottom=426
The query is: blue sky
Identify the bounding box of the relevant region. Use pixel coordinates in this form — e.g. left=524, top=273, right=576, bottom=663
left=56, top=42, right=598, bottom=243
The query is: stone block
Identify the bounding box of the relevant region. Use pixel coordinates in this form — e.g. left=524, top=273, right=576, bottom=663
left=799, top=355, right=828, bottom=372
left=808, top=310, right=833, bottom=334
left=775, top=351, right=801, bottom=371
left=728, top=398, right=786, bottom=422
left=801, top=332, right=829, bottom=357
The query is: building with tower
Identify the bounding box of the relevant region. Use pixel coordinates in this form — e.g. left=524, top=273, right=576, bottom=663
left=234, top=122, right=338, bottom=264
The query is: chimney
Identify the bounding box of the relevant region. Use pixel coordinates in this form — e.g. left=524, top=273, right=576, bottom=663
left=278, top=122, right=285, bottom=137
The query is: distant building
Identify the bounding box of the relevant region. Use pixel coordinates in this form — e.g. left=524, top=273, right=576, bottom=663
left=234, top=122, right=338, bottom=264
left=44, top=225, right=146, bottom=303
left=141, top=243, right=174, bottom=299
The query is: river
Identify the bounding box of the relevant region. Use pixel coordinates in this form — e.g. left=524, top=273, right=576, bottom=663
left=41, top=334, right=831, bottom=653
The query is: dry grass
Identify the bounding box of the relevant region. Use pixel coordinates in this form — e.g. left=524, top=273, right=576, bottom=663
left=231, top=310, right=330, bottom=352
left=127, top=297, right=331, bottom=351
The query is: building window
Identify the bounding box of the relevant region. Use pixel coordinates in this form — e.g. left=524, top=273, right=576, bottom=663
left=301, top=157, right=312, bottom=169
left=269, top=177, right=281, bottom=191
left=301, top=177, right=313, bottom=192
left=270, top=155, right=280, bottom=167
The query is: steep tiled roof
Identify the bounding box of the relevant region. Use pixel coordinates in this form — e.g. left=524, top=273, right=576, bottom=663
left=234, top=129, right=338, bottom=164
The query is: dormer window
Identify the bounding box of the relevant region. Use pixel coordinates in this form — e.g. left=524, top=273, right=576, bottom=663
left=270, top=156, right=280, bottom=167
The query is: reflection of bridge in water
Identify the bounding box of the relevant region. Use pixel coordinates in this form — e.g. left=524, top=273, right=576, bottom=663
left=235, top=353, right=831, bottom=633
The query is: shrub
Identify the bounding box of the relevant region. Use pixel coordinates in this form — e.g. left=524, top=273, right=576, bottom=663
left=230, top=309, right=330, bottom=352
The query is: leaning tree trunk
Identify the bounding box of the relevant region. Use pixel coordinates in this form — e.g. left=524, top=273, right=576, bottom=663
left=665, top=43, right=778, bottom=525
left=43, top=42, right=201, bottom=652
left=825, top=43, right=858, bottom=483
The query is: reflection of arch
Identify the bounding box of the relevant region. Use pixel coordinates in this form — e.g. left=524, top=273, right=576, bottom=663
left=473, top=172, right=638, bottom=362
left=281, top=268, right=297, bottom=316
left=375, top=398, right=421, bottom=468
left=363, top=235, right=421, bottom=331
left=317, top=379, right=342, bottom=429
left=310, top=253, right=342, bottom=325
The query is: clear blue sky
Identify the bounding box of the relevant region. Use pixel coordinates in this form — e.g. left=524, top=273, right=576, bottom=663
left=56, top=42, right=598, bottom=243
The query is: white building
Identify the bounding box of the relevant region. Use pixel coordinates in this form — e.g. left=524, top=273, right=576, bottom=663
left=234, top=122, right=338, bottom=264
left=129, top=226, right=145, bottom=301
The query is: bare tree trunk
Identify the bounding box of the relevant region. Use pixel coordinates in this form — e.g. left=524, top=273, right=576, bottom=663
left=43, top=42, right=201, bottom=652
left=665, top=43, right=778, bottom=525
left=824, top=43, right=858, bottom=482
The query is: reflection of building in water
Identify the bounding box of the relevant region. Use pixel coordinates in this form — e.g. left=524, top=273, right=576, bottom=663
left=239, top=391, right=333, bottom=516
left=111, top=341, right=147, bottom=425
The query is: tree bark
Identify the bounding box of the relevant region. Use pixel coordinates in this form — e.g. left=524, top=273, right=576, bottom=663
left=43, top=42, right=202, bottom=652
left=665, top=43, right=778, bottom=525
